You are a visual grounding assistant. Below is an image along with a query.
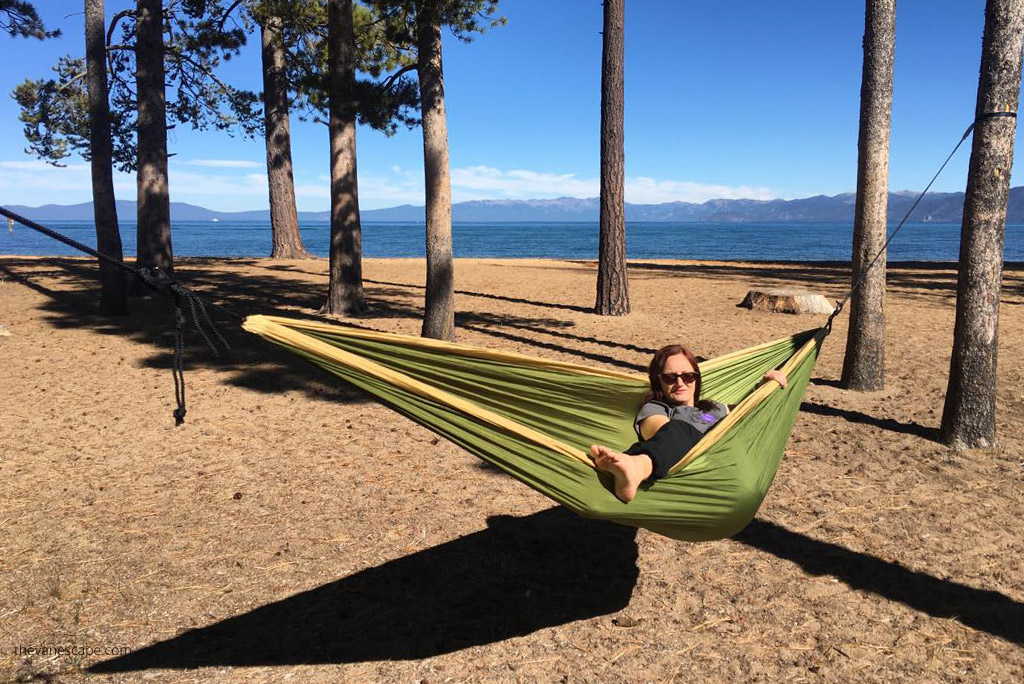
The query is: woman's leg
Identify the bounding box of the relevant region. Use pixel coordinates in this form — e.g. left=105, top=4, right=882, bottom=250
left=626, top=421, right=703, bottom=479
left=591, top=421, right=703, bottom=502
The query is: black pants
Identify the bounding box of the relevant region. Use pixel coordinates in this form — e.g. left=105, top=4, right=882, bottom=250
left=624, top=420, right=704, bottom=480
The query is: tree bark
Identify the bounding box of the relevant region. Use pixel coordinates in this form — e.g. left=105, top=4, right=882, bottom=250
left=841, top=0, right=896, bottom=390
left=85, top=0, right=126, bottom=314
left=941, top=0, right=1024, bottom=449
left=135, top=0, right=172, bottom=277
left=261, top=14, right=311, bottom=259
left=595, top=0, right=629, bottom=316
left=417, top=0, right=455, bottom=341
left=321, top=0, right=366, bottom=314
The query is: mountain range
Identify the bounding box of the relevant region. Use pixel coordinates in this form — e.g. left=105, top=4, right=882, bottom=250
left=7, top=188, right=1024, bottom=223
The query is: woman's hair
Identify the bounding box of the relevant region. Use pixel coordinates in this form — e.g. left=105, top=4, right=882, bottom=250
left=647, top=344, right=706, bottom=407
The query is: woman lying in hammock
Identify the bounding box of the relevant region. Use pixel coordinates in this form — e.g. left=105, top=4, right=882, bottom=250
left=590, top=344, right=787, bottom=503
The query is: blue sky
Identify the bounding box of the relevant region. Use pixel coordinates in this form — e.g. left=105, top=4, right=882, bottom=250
left=0, top=0, right=1016, bottom=212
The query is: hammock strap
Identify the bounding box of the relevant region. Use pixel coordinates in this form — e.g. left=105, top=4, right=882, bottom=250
left=0, top=205, right=239, bottom=425
left=824, top=110, right=1018, bottom=334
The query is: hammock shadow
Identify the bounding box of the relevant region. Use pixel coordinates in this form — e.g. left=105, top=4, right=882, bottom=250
left=799, top=401, right=938, bottom=441
left=735, top=519, right=1024, bottom=644
left=89, top=507, right=639, bottom=672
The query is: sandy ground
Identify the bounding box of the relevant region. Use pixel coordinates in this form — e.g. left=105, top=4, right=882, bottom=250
left=1, top=255, right=1023, bottom=684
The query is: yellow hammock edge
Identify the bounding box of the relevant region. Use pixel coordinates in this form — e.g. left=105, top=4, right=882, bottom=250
left=247, top=314, right=815, bottom=381
left=243, top=314, right=593, bottom=466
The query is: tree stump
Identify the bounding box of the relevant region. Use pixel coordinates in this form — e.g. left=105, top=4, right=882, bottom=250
left=740, top=289, right=834, bottom=315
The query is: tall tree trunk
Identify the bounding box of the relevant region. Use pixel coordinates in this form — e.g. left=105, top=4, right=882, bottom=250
left=261, top=14, right=311, bottom=259
left=85, top=0, right=126, bottom=314
left=321, top=0, right=365, bottom=314
left=941, top=0, right=1024, bottom=449
left=841, top=0, right=896, bottom=390
left=417, top=0, right=455, bottom=341
left=595, top=0, right=629, bottom=316
left=135, top=0, right=172, bottom=277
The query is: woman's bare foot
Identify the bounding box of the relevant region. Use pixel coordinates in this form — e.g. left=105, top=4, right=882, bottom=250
left=589, top=445, right=654, bottom=503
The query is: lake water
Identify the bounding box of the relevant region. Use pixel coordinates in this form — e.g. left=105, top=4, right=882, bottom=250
left=4, top=220, right=1024, bottom=262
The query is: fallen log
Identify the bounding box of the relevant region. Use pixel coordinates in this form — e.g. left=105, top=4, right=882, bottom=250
left=739, top=289, right=834, bottom=315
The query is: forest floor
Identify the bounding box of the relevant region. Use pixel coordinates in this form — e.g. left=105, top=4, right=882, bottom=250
left=1, top=255, right=1023, bottom=683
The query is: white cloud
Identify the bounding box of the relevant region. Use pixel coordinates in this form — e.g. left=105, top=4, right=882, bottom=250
left=167, top=170, right=270, bottom=198
left=0, top=158, right=779, bottom=212
left=449, top=166, right=597, bottom=199
left=184, top=159, right=262, bottom=168
left=0, top=160, right=61, bottom=170
left=445, top=166, right=776, bottom=205
left=0, top=161, right=134, bottom=202
left=625, top=177, right=776, bottom=204
left=357, top=167, right=425, bottom=207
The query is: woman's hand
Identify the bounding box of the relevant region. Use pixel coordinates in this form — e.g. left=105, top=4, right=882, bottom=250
left=762, top=369, right=788, bottom=388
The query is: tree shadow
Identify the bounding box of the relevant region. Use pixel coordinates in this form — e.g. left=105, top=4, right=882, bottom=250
left=735, top=519, right=1024, bottom=645
left=626, top=260, right=1024, bottom=306
left=457, top=317, right=647, bottom=373
left=90, top=507, right=638, bottom=671
left=0, top=259, right=374, bottom=406
left=799, top=401, right=938, bottom=441
left=458, top=309, right=659, bottom=358
left=0, top=258, right=646, bottom=410
left=365, top=278, right=595, bottom=313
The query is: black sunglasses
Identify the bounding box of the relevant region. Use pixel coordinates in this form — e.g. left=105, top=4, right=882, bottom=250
left=659, top=371, right=699, bottom=385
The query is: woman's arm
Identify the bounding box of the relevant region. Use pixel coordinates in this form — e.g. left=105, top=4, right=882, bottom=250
left=726, top=370, right=790, bottom=411
left=638, top=415, right=671, bottom=440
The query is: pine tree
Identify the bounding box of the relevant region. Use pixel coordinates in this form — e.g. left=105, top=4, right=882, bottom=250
left=86, top=0, right=127, bottom=313
left=595, top=0, right=629, bottom=316
left=0, top=0, right=59, bottom=39
left=258, top=6, right=312, bottom=259
left=941, top=0, right=1024, bottom=449
left=370, top=0, right=503, bottom=340
left=14, top=0, right=261, bottom=280
left=841, top=0, right=896, bottom=390
left=321, top=0, right=367, bottom=314
left=135, top=0, right=173, bottom=276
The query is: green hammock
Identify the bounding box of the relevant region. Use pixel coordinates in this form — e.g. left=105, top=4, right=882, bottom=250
left=244, top=315, right=825, bottom=542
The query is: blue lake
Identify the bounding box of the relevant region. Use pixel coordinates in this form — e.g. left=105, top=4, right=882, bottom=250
left=3, top=220, right=1024, bottom=262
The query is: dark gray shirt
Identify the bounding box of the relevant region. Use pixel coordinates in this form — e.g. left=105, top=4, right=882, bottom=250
left=634, top=400, right=730, bottom=439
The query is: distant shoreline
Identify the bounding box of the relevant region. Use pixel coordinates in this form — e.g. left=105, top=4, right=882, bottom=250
left=6, top=254, right=1024, bottom=268
left=5, top=221, right=1022, bottom=261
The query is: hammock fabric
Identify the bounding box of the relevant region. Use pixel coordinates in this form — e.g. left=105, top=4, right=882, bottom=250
left=244, top=315, right=825, bottom=542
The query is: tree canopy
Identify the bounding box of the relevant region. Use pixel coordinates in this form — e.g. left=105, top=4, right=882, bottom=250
left=1, top=0, right=59, bottom=39
left=14, top=0, right=261, bottom=172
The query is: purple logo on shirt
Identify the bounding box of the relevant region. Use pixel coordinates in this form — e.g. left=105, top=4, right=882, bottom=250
left=700, top=412, right=718, bottom=424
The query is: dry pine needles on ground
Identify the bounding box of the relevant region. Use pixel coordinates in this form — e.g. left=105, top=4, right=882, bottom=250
left=1, top=256, right=1023, bottom=683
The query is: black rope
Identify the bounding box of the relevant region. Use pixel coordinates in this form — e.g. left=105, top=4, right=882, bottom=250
left=823, top=110, right=1017, bottom=335
left=172, top=292, right=188, bottom=425
left=0, top=206, right=241, bottom=425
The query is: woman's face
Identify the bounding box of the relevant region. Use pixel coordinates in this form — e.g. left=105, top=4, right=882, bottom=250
left=660, top=353, right=698, bottom=406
